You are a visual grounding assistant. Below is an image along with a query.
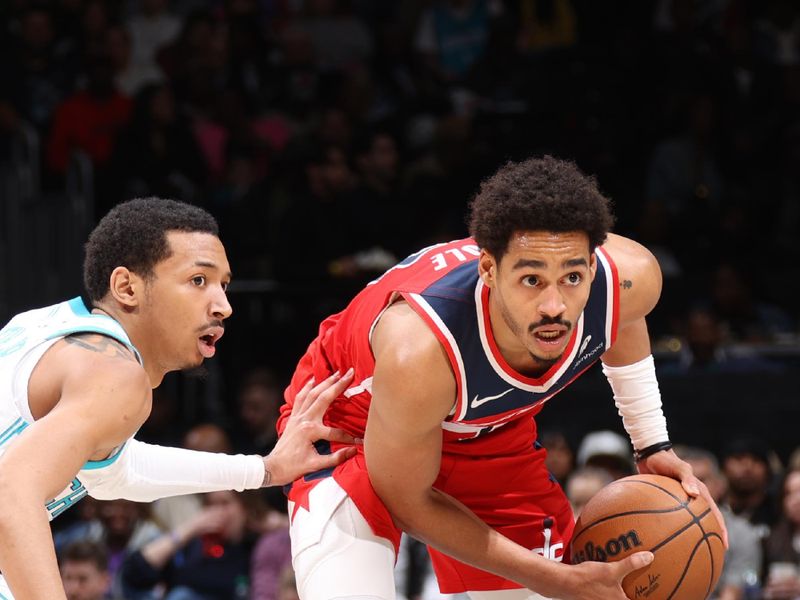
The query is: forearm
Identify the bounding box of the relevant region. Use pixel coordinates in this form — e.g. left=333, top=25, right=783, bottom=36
left=388, top=488, right=569, bottom=597
left=0, top=492, right=67, bottom=599
left=83, top=440, right=265, bottom=501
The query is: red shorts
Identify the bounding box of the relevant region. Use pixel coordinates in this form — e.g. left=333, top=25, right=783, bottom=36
left=286, top=419, right=575, bottom=594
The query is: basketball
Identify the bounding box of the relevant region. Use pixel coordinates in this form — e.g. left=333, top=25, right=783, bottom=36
left=570, top=474, right=725, bottom=600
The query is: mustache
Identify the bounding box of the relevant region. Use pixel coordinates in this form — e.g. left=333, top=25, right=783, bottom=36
left=528, top=316, right=571, bottom=333
left=196, top=320, right=225, bottom=333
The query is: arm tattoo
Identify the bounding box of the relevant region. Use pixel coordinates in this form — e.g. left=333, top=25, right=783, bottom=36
left=620, top=279, right=633, bottom=290
left=65, top=333, right=137, bottom=362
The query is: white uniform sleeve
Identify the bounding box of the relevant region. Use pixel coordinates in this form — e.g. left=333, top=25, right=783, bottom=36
left=80, top=439, right=265, bottom=502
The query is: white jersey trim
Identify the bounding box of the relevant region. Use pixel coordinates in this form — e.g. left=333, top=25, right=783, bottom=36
left=595, top=248, right=616, bottom=350
left=406, top=293, right=465, bottom=419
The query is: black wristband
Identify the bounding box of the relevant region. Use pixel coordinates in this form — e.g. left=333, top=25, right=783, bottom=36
left=634, top=441, right=673, bottom=462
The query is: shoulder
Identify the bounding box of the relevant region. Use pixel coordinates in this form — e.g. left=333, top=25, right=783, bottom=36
left=36, top=333, right=150, bottom=418
left=372, top=301, right=448, bottom=369
left=600, top=233, right=663, bottom=323
left=371, top=300, right=456, bottom=420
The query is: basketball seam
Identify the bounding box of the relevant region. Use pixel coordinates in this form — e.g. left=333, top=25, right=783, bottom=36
left=650, top=508, right=711, bottom=554
left=572, top=505, right=687, bottom=540
left=575, top=479, right=692, bottom=538
left=664, top=530, right=716, bottom=600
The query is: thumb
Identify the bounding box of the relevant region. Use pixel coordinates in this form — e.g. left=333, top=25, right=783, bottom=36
left=616, top=551, right=654, bottom=579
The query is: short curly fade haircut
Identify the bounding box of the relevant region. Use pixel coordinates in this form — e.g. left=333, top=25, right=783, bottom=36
left=84, top=197, right=219, bottom=302
left=468, top=156, right=614, bottom=261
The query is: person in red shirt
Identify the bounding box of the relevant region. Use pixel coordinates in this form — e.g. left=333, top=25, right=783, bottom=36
left=46, top=55, right=132, bottom=174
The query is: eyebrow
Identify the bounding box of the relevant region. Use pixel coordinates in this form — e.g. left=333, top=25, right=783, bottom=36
left=511, top=257, right=589, bottom=270
left=194, top=261, right=233, bottom=280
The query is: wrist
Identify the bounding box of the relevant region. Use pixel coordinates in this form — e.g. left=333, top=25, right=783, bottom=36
left=634, top=440, right=673, bottom=462
left=261, top=456, right=274, bottom=487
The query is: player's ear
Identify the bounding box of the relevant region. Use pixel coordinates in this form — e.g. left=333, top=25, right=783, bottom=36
left=589, top=252, right=598, bottom=282
left=108, top=267, right=144, bottom=309
left=478, top=250, right=496, bottom=288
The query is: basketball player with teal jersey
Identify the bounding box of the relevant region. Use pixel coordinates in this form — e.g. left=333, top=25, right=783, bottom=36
left=0, top=198, right=357, bottom=599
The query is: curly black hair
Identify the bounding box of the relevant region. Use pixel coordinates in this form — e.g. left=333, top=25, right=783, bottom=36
left=468, top=156, right=615, bottom=261
left=84, top=197, right=219, bottom=302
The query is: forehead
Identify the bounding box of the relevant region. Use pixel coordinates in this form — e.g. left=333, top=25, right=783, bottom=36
left=159, top=231, right=229, bottom=272
left=63, top=561, right=102, bottom=574
left=503, top=231, right=591, bottom=262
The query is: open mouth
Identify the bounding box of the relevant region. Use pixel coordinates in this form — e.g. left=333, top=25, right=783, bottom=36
left=198, top=329, right=224, bottom=358
left=532, top=328, right=568, bottom=346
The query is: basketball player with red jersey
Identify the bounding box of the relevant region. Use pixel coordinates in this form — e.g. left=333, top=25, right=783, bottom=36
left=277, top=156, right=727, bottom=600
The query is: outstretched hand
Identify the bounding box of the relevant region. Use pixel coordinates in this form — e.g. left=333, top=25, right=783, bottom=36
left=264, top=369, right=359, bottom=486
left=637, top=449, right=729, bottom=548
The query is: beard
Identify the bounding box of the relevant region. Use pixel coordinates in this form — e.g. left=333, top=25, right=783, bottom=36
left=499, top=303, right=568, bottom=376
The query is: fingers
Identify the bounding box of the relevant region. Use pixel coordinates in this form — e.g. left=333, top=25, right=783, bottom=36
left=313, top=446, right=358, bottom=471
left=616, top=551, right=654, bottom=578
left=302, top=368, right=355, bottom=419
left=312, top=424, right=359, bottom=445
left=291, top=377, right=316, bottom=415
left=680, top=474, right=701, bottom=497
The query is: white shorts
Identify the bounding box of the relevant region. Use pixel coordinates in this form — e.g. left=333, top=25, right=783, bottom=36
left=288, top=478, right=554, bottom=600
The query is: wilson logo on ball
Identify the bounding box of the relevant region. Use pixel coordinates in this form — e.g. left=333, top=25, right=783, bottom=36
left=572, top=530, right=643, bottom=563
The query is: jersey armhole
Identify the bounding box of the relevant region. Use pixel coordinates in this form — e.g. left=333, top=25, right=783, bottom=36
left=12, top=338, right=60, bottom=423
left=595, top=246, right=621, bottom=347
left=399, top=292, right=463, bottom=420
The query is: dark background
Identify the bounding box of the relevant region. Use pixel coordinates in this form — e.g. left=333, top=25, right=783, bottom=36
left=1, top=0, right=799, bottom=460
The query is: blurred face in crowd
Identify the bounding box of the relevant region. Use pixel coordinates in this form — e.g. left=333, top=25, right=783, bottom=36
left=686, top=309, right=722, bottom=363
left=542, top=432, right=574, bottom=483
left=724, top=453, right=770, bottom=495
left=183, top=424, right=232, bottom=453
left=783, top=471, right=800, bottom=526
left=240, top=383, right=281, bottom=435
left=360, top=134, right=399, bottom=184
left=566, top=470, right=610, bottom=517
left=62, top=560, right=110, bottom=600
left=22, top=9, right=54, bottom=52
left=205, top=491, right=248, bottom=541
left=142, top=0, right=168, bottom=16
left=106, top=27, right=131, bottom=70
left=100, top=499, right=140, bottom=540
left=685, top=457, right=726, bottom=503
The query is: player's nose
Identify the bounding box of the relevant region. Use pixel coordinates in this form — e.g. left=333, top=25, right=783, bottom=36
left=211, top=286, right=233, bottom=320
left=538, top=285, right=566, bottom=317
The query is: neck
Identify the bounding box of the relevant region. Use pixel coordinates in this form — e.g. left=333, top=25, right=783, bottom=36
left=91, top=301, right=163, bottom=387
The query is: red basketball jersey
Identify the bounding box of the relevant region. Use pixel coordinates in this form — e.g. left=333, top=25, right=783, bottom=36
left=278, top=237, right=619, bottom=452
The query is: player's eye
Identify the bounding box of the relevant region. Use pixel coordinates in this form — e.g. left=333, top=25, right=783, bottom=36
left=221, top=281, right=230, bottom=292
left=522, top=275, right=539, bottom=287
left=192, top=275, right=206, bottom=287
left=562, top=273, right=582, bottom=286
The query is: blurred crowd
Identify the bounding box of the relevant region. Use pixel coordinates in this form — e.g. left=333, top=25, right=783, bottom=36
left=3, top=0, right=800, bottom=340
left=2, top=0, right=800, bottom=598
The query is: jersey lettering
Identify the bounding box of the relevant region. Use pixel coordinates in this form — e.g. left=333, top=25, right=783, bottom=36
left=46, top=478, right=87, bottom=519
left=431, top=244, right=480, bottom=271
